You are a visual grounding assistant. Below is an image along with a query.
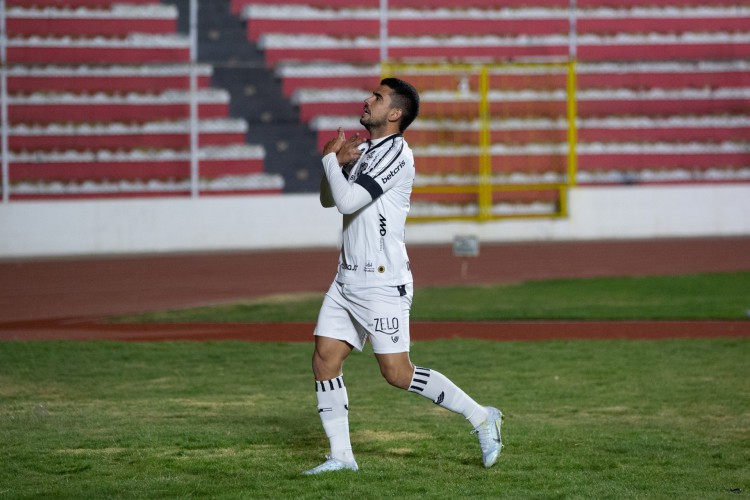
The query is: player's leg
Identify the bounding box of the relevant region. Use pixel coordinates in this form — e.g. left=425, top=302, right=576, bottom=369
left=368, top=283, right=504, bottom=468
left=312, top=334, right=352, bottom=381
left=407, top=361, right=503, bottom=467
left=368, top=284, right=489, bottom=425
left=305, top=335, right=358, bottom=474
left=375, top=351, right=487, bottom=424
left=304, top=283, right=363, bottom=475
left=375, top=352, right=504, bottom=468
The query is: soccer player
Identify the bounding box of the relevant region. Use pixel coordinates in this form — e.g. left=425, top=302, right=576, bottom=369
left=304, top=78, right=503, bottom=474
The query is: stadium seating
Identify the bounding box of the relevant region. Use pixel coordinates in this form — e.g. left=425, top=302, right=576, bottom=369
left=7, top=64, right=213, bottom=94
left=232, top=0, right=742, bottom=14
left=7, top=4, right=176, bottom=36
left=236, top=0, right=749, bottom=197
left=9, top=119, right=248, bottom=151
left=5, top=0, right=748, bottom=204
left=4, top=3, right=282, bottom=199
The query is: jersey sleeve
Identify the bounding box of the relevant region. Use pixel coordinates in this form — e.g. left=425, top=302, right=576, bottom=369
left=322, top=152, right=373, bottom=214
left=319, top=174, right=335, bottom=208
left=356, top=137, right=411, bottom=200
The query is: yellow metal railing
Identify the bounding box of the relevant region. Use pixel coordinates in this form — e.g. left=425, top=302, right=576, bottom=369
left=381, top=60, right=578, bottom=223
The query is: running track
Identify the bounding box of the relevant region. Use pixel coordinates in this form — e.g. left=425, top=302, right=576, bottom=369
left=1, top=237, right=749, bottom=341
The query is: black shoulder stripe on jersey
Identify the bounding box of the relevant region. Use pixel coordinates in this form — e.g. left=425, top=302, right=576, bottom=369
left=355, top=174, right=384, bottom=200
left=363, top=133, right=402, bottom=155
left=367, top=138, right=404, bottom=180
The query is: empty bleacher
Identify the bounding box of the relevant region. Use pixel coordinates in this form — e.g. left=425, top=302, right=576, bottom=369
left=4, top=1, right=282, bottom=199
left=4, top=0, right=749, bottom=205
left=235, top=0, right=750, bottom=215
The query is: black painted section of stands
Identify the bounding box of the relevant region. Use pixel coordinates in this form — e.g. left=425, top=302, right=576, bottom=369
left=161, top=0, right=321, bottom=193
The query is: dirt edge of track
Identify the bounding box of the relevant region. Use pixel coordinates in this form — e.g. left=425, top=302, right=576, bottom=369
left=1, top=318, right=748, bottom=342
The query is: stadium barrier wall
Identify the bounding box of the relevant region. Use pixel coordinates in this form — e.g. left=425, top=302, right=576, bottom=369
left=1, top=184, right=749, bottom=258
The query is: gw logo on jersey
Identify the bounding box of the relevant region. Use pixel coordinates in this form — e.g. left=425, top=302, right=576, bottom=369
left=374, top=317, right=399, bottom=335
left=380, top=160, right=406, bottom=185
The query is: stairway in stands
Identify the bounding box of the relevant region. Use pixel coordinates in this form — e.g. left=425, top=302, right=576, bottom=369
left=5, top=0, right=283, bottom=199
left=163, top=0, right=321, bottom=193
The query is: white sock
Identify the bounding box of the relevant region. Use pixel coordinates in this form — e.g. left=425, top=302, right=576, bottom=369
left=408, top=366, right=489, bottom=428
left=315, top=375, right=355, bottom=463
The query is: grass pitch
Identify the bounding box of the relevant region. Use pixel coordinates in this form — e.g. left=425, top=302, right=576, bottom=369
left=1, top=338, right=748, bottom=498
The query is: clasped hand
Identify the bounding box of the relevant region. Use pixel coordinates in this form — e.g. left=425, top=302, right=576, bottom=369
left=323, top=128, right=365, bottom=167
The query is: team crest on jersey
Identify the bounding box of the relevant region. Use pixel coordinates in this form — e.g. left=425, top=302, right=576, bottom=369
left=355, top=162, right=368, bottom=177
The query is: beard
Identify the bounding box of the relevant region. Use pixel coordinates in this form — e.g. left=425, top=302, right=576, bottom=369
left=360, top=110, right=386, bottom=133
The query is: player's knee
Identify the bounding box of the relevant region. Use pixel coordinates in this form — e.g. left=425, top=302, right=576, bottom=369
left=379, top=364, right=411, bottom=390
left=311, top=351, right=331, bottom=380
left=312, top=347, right=343, bottom=380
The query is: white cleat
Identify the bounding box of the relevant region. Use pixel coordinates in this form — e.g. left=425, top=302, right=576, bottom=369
left=471, top=406, right=503, bottom=468
left=302, top=456, right=359, bottom=475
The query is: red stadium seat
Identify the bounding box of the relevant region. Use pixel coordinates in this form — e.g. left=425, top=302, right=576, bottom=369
left=5, top=3, right=280, bottom=199
left=7, top=5, right=177, bottom=37
left=7, top=65, right=213, bottom=94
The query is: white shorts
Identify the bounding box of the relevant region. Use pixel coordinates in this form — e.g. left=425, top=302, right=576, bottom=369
left=314, top=281, right=413, bottom=354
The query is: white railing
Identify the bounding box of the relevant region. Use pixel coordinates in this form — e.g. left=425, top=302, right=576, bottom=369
left=189, top=0, right=199, bottom=198
left=1, top=0, right=9, bottom=204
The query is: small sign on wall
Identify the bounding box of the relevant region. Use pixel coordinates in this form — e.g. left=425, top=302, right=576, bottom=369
left=453, top=235, right=480, bottom=257
left=453, top=235, right=479, bottom=279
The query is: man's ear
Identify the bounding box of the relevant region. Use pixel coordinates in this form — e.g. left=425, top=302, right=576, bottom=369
left=388, top=107, right=403, bottom=123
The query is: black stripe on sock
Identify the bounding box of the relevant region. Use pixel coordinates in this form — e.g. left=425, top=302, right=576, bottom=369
left=316, top=376, right=346, bottom=393
left=410, top=385, right=423, bottom=392
left=412, top=378, right=428, bottom=385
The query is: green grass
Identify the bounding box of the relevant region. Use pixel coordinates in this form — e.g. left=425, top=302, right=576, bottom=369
left=114, top=272, right=750, bottom=323
left=1, top=338, right=749, bottom=498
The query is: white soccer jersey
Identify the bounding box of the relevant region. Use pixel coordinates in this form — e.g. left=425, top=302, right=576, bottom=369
left=322, top=133, right=414, bottom=287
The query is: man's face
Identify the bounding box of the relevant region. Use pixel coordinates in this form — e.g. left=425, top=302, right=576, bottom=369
left=360, top=84, right=394, bottom=131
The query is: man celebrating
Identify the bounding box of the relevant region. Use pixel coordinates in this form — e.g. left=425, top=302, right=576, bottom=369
left=305, top=78, right=503, bottom=474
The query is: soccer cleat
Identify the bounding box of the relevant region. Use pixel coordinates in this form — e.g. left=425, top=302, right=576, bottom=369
left=302, top=456, right=359, bottom=475
left=471, top=406, right=503, bottom=468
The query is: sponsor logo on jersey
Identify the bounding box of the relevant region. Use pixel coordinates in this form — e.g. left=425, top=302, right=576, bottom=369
left=380, top=160, right=406, bottom=185
left=379, top=214, right=387, bottom=236
left=378, top=266, right=386, bottom=273
left=340, top=263, right=358, bottom=271
left=364, top=261, right=375, bottom=273
left=374, top=317, right=399, bottom=335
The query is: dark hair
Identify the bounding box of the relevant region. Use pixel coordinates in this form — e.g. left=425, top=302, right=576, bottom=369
left=381, top=77, right=420, bottom=132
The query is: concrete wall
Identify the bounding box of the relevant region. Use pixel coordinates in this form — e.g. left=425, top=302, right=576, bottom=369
left=1, top=185, right=749, bottom=258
